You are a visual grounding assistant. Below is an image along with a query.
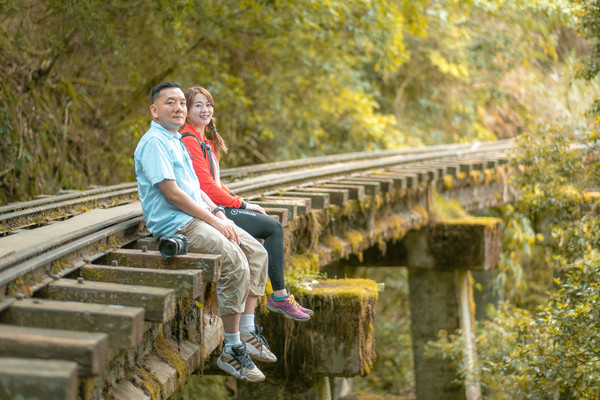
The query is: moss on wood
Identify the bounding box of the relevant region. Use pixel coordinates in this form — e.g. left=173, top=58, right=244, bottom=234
left=259, top=278, right=378, bottom=379
left=135, top=365, right=164, bottom=400
left=470, top=170, right=482, bottom=185
left=155, top=333, right=189, bottom=391
left=443, top=174, right=454, bottom=190
left=427, top=217, right=502, bottom=269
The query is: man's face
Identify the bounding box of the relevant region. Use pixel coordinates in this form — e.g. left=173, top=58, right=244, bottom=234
left=150, top=87, right=187, bottom=133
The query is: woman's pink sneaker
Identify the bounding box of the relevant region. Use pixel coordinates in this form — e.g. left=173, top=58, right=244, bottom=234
left=289, top=295, right=314, bottom=316
left=267, top=294, right=310, bottom=321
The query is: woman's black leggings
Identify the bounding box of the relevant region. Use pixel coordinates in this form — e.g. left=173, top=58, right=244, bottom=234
left=224, top=207, right=286, bottom=291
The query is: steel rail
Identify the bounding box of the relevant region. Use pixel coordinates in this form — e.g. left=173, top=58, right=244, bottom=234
left=0, top=141, right=513, bottom=234
left=221, top=139, right=514, bottom=180
left=0, top=182, right=138, bottom=214
left=0, top=139, right=514, bottom=215
left=228, top=142, right=513, bottom=197
left=0, top=206, right=144, bottom=273
left=0, top=216, right=144, bottom=289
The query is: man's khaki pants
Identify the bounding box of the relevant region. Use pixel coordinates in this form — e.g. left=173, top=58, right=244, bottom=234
left=179, top=218, right=268, bottom=315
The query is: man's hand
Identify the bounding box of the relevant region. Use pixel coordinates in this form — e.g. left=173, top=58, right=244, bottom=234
left=157, top=179, right=240, bottom=244
left=209, top=217, right=240, bottom=245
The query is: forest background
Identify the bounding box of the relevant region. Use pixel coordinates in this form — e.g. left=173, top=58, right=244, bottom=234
left=4, top=0, right=600, bottom=398
left=0, top=0, right=593, bottom=205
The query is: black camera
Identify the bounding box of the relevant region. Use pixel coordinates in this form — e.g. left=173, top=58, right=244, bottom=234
left=158, top=233, right=189, bottom=258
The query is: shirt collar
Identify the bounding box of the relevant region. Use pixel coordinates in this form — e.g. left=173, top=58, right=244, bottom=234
left=151, top=120, right=182, bottom=139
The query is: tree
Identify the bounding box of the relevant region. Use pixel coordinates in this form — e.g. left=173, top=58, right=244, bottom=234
left=0, top=0, right=586, bottom=204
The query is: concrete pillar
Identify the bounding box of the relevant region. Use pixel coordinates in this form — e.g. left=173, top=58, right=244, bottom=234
left=238, top=278, right=378, bottom=400
left=409, top=267, right=465, bottom=400
left=238, top=376, right=331, bottom=400
left=404, top=217, right=501, bottom=400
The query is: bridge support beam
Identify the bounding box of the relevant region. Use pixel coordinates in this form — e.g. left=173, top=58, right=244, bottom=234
left=237, top=278, right=378, bottom=400
left=404, top=217, right=502, bottom=400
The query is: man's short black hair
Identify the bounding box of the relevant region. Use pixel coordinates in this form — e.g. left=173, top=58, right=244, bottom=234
left=150, top=81, right=182, bottom=103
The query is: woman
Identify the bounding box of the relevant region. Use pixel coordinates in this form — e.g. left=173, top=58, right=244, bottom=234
left=181, top=86, right=312, bottom=322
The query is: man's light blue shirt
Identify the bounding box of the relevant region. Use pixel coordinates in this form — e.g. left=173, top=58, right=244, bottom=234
left=134, top=120, right=210, bottom=237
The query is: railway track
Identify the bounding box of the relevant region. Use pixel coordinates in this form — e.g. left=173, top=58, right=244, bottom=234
left=0, top=139, right=514, bottom=296
left=0, top=138, right=512, bottom=234
left=0, top=139, right=514, bottom=399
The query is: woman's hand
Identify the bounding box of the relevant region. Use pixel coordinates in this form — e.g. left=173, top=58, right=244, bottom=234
left=245, top=203, right=267, bottom=215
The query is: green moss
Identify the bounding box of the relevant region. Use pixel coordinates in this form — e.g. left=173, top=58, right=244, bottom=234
left=155, top=333, right=190, bottom=391
left=135, top=366, right=164, bottom=400
left=344, top=229, right=365, bottom=262
left=80, top=267, right=111, bottom=281
left=288, top=278, right=378, bottom=377
left=307, top=211, right=322, bottom=251
left=412, top=204, right=429, bottom=223
left=432, top=193, right=468, bottom=220
left=288, top=252, right=321, bottom=275
left=8, top=277, right=34, bottom=297
left=372, top=213, right=407, bottom=245
left=321, top=234, right=347, bottom=257
left=307, top=278, right=379, bottom=301
left=78, top=377, right=97, bottom=400
left=438, top=216, right=501, bottom=227
left=443, top=174, right=454, bottom=190
left=484, top=168, right=494, bottom=185
left=470, top=170, right=482, bottom=184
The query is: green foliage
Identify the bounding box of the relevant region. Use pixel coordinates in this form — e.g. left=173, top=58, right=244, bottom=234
left=169, top=375, right=234, bottom=400
left=427, top=118, right=600, bottom=398
left=386, top=0, right=580, bottom=145
left=352, top=266, right=415, bottom=397
left=0, top=0, right=594, bottom=204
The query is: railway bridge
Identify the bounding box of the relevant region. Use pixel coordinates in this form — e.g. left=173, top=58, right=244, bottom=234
left=0, top=139, right=516, bottom=400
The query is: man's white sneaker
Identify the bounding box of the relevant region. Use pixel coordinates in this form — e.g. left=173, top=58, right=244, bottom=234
left=217, top=343, right=266, bottom=382
left=241, top=324, right=277, bottom=363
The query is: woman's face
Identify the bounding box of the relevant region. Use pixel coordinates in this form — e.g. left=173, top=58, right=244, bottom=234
left=187, top=92, right=214, bottom=129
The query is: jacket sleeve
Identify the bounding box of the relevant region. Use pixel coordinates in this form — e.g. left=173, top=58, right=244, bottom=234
left=181, top=136, right=243, bottom=208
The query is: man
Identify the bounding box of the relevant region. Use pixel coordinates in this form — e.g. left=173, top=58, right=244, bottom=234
left=134, top=81, right=276, bottom=383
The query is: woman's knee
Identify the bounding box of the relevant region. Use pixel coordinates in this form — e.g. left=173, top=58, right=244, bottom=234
left=262, top=216, right=283, bottom=238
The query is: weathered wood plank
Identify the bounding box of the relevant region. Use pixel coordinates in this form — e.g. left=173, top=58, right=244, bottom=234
left=104, top=249, right=221, bottom=283
left=80, top=264, right=203, bottom=299
left=315, top=184, right=365, bottom=201
left=348, top=176, right=395, bottom=193
left=0, top=298, right=144, bottom=349
left=109, top=380, right=150, bottom=400
left=257, top=207, right=288, bottom=225
left=363, top=172, right=408, bottom=190
left=0, top=357, right=78, bottom=400
left=260, top=196, right=311, bottom=215
left=334, top=180, right=381, bottom=196
left=0, top=324, right=108, bottom=375
left=295, top=187, right=349, bottom=206
left=387, top=168, right=432, bottom=183
left=43, top=279, right=176, bottom=322
left=253, top=201, right=298, bottom=220
left=279, top=191, right=330, bottom=209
